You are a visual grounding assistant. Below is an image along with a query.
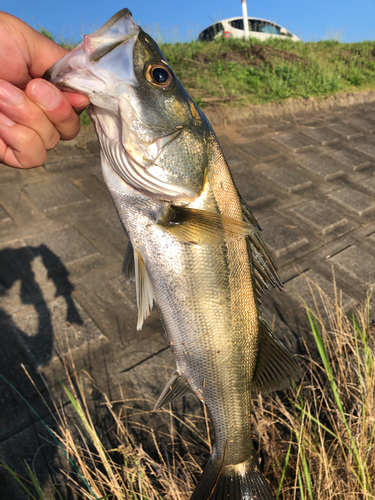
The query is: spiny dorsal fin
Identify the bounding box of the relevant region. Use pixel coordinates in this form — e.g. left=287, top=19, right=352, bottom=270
left=252, top=319, right=302, bottom=394
left=134, top=249, right=154, bottom=331
left=122, top=241, right=135, bottom=283
left=240, top=197, right=262, bottom=231
left=240, top=196, right=282, bottom=295
left=153, top=370, right=193, bottom=411
left=160, top=205, right=257, bottom=245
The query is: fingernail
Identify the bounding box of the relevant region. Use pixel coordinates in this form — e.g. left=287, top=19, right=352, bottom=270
left=31, top=81, right=61, bottom=110
left=0, top=81, right=24, bottom=106
left=0, top=112, right=15, bottom=126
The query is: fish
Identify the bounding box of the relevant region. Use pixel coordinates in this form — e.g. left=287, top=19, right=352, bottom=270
left=45, top=9, right=301, bottom=500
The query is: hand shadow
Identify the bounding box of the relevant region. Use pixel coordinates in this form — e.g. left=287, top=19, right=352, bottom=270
left=0, top=244, right=83, bottom=499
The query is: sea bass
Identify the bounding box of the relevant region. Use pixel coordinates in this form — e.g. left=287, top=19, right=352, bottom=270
left=45, top=9, right=301, bottom=499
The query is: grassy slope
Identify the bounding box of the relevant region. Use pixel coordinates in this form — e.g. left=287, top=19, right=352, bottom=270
left=78, top=38, right=375, bottom=126
left=160, top=37, right=375, bottom=107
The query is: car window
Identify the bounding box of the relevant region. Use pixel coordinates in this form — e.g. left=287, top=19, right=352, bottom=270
left=259, top=22, right=280, bottom=35
left=229, top=19, right=244, bottom=30
left=229, top=19, right=280, bottom=34
left=229, top=19, right=261, bottom=32
left=198, top=22, right=224, bottom=41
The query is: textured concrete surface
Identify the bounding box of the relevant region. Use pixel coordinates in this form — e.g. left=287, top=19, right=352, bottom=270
left=1, top=99, right=375, bottom=497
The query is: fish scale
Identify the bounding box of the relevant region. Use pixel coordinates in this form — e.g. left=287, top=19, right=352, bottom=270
left=45, top=8, right=301, bottom=499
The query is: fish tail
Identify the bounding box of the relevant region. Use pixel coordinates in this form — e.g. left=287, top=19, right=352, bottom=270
left=191, top=454, right=274, bottom=500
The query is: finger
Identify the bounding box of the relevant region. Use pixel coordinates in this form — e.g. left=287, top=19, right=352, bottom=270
left=0, top=112, right=46, bottom=168
left=26, top=79, right=87, bottom=141
left=64, top=92, right=90, bottom=111
left=0, top=79, right=61, bottom=150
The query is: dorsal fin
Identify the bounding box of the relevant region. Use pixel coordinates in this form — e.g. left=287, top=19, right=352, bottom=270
left=133, top=249, right=154, bottom=330
left=240, top=196, right=283, bottom=297
left=240, top=197, right=262, bottom=231
left=252, top=319, right=302, bottom=394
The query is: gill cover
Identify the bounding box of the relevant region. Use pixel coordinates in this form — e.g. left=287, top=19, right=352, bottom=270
left=45, top=9, right=204, bottom=203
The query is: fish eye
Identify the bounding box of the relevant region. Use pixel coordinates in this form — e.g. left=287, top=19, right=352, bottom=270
left=152, top=67, right=169, bottom=84
left=145, top=63, right=175, bottom=90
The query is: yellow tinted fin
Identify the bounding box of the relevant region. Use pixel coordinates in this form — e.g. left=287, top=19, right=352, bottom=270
left=122, top=241, right=135, bottom=283
left=134, top=250, right=154, bottom=330
left=160, top=205, right=256, bottom=245
left=153, top=370, right=193, bottom=411
left=252, top=319, right=302, bottom=394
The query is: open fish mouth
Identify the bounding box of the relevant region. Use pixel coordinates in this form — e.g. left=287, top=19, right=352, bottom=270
left=45, top=8, right=200, bottom=202
left=44, top=8, right=139, bottom=95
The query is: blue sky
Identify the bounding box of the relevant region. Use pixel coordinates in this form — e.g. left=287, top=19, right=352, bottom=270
left=2, top=0, right=375, bottom=43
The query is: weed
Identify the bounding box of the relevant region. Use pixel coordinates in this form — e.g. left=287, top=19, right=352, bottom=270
left=158, top=37, right=375, bottom=107
left=2, top=276, right=374, bottom=499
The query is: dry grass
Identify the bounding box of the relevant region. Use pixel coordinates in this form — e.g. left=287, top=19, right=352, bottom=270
left=2, top=277, right=374, bottom=499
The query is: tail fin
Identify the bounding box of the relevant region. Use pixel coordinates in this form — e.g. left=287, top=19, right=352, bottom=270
left=191, top=455, right=274, bottom=500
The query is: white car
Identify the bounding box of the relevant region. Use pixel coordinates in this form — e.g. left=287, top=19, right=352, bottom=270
left=198, top=17, right=300, bottom=42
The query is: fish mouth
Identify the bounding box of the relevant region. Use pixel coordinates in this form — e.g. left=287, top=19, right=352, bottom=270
left=44, top=8, right=139, bottom=96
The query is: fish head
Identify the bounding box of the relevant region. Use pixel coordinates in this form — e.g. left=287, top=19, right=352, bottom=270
left=45, top=9, right=210, bottom=203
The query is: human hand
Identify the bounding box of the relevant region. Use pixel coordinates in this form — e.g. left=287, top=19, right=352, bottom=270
left=0, top=12, right=90, bottom=168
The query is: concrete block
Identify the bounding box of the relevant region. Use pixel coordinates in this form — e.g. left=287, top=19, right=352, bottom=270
left=360, top=175, right=375, bottom=195
left=329, top=245, right=375, bottom=289
left=327, top=149, right=370, bottom=171
left=296, top=154, right=345, bottom=181
left=328, top=187, right=375, bottom=216
left=232, top=171, right=276, bottom=208
left=24, top=226, right=98, bottom=270
left=273, top=133, right=314, bottom=152
left=261, top=216, right=309, bottom=258
left=221, top=146, right=248, bottom=167
left=344, top=117, right=375, bottom=133
left=23, top=180, right=89, bottom=212
left=301, top=128, right=340, bottom=146
left=44, top=154, right=101, bottom=172
left=285, top=269, right=356, bottom=312
left=329, top=122, right=363, bottom=140
left=291, top=200, right=348, bottom=234
left=260, top=163, right=312, bottom=193
left=238, top=140, right=280, bottom=161
left=353, top=143, right=375, bottom=161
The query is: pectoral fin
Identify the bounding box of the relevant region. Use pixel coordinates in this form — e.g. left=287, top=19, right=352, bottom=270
left=252, top=320, right=302, bottom=394
left=134, top=249, right=154, bottom=330
left=160, top=205, right=257, bottom=245
left=153, top=371, right=192, bottom=411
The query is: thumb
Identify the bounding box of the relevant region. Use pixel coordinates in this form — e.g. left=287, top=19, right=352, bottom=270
left=27, top=25, right=69, bottom=78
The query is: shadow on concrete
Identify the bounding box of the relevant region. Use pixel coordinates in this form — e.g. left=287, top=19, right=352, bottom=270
left=0, top=244, right=82, bottom=499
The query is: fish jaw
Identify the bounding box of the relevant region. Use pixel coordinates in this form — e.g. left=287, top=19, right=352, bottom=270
left=44, top=8, right=139, bottom=111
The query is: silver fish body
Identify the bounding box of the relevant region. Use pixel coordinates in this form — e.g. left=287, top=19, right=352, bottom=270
left=46, top=9, right=301, bottom=499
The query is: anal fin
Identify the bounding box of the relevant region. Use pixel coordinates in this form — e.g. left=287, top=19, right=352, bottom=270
left=154, top=370, right=192, bottom=411
left=253, top=319, right=302, bottom=394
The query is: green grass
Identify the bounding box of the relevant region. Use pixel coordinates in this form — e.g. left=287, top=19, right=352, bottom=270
left=41, top=26, right=375, bottom=114
left=159, top=37, right=375, bottom=106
